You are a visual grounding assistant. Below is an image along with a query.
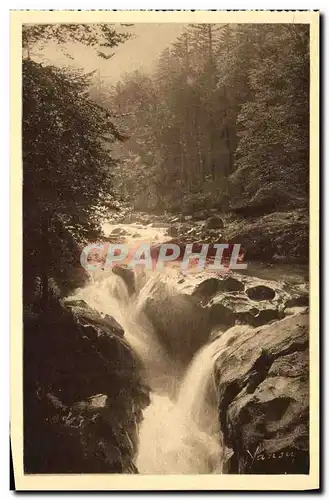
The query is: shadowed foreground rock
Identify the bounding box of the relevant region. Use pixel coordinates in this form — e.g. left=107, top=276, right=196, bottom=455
left=24, top=299, right=150, bottom=473
left=214, top=312, right=309, bottom=474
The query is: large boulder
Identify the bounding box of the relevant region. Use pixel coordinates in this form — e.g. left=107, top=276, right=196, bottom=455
left=193, top=211, right=207, bottom=221
left=151, top=221, right=170, bottom=228
left=177, top=271, right=307, bottom=330
left=224, top=210, right=308, bottom=263
left=214, top=312, right=309, bottom=474
left=246, top=285, right=276, bottom=301
left=23, top=300, right=150, bottom=474
left=112, top=265, right=136, bottom=296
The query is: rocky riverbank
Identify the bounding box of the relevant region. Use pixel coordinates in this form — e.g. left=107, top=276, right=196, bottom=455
left=24, top=299, right=150, bottom=473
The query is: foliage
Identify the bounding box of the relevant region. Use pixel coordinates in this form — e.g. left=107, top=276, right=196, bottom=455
left=23, top=59, right=126, bottom=303
left=231, top=25, right=309, bottom=209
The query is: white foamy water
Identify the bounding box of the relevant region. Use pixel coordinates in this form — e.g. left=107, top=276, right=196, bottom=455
left=136, top=338, right=229, bottom=474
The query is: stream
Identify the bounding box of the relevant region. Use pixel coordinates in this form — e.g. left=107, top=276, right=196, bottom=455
left=72, top=219, right=308, bottom=474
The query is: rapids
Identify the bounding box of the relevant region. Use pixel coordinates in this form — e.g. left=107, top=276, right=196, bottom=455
left=73, top=264, right=227, bottom=474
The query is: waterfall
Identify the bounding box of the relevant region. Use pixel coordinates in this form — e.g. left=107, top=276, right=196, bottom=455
left=136, top=338, right=228, bottom=474
left=73, top=266, right=228, bottom=474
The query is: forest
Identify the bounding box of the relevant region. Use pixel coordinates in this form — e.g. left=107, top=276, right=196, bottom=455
left=23, top=23, right=309, bottom=308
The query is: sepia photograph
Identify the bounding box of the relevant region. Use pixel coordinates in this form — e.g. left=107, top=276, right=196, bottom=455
left=10, top=10, right=319, bottom=491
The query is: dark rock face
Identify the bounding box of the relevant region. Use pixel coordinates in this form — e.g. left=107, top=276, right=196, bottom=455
left=111, top=227, right=128, bottom=236
left=225, top=209, right=308, bottom=263
left=209, top=303, right=236, bottom=329
left=285, top=294, right=309, bottom=308
left=209, top=291, right=278, bottom=329
left=214, top=312, right=309, bottom=474
left=193, top=211, right=207, bottom=221
left=24, top=300, right=149, bottom=474
left=205, top=215, right=224, bottom=230
left=246, top=285, right=276, bottom=301
left=179, top=271, right=309, bottom=474
left=137, top=276, right=211, bottom=366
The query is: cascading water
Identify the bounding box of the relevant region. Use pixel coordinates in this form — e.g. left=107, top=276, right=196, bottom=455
left=73, top=260, right=228, bottom=474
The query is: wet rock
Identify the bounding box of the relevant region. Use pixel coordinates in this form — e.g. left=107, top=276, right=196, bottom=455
left=234, top=307, right=260, bottom=325
left=251, top=307, right=280, bottom=326
left=111, top=227, right=127, bottom=236
left=170, top=215, right=184, bottom=223
left=192, top=278, right=220, bottom=302
left=217, top=277, right=245, bottom=293
left=284, top=306, right=309, bottom=316
left=64, top=298, right=124, bottom=336
left=285, top=294, right=309, bottom=308
left=214, top=312, right=309, bottom=474
left=137, top=276, right=211, bottom=366
left=167, top=225, right=179, bottom=237
left=205, top=215, right=224, bottom=230
left=194, top=211, right=207, bottom=221
left=132, top=232, right=141, bottom=238
left=225, top=210, right=308, bottom=263
left=121, top=213, right=150, bottom=224
left=209, top=293, right=259, bottom=329
left=179, top=272, right=301, bottom=332
left=23, top=301, right=149, bottom=474
left=246, top=285, right=276, bottom=301
left=209, top=303, right=236, bottom=329
left=151, top=222, right=170, bottom=228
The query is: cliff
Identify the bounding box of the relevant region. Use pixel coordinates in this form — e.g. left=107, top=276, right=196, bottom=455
left=23, top=299, right=150, bottom=473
